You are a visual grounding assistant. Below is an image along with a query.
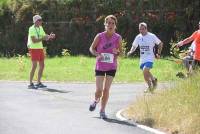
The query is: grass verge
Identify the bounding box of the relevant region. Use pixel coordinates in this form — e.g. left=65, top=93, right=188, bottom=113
left=123, top=72, right=200, bottom=134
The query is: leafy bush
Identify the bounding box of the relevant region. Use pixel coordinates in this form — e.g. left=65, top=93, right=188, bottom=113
left=0, top=0, right=199, bottom=57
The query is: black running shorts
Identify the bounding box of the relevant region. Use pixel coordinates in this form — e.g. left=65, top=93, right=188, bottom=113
left=95, top=70, right=116, bottom=77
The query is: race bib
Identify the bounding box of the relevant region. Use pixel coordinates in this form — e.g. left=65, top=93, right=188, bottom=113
left=100, top=53, right=114, bottom=63
left=140, top=45, right=150, bottom=55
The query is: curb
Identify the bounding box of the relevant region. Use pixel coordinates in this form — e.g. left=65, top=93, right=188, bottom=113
left=116, top=109, right=166, bottom=134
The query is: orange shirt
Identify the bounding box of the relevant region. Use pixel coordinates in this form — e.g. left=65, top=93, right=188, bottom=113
left=190, top=30, right=200, bottom=60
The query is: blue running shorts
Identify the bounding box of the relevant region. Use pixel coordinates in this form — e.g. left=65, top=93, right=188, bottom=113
left=140, top=62, right=153, bottom=70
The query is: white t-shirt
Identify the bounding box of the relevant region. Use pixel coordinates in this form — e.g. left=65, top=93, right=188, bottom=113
left=132, top=32, right=161, bottom=64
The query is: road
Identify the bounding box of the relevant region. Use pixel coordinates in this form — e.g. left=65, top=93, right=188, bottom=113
left=0, top=81, right=169, bottom=134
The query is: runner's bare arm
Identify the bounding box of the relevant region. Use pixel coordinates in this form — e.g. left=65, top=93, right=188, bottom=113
left=89, top=34, right=100, bottom=56
left=127, top=45, right=137, bottom=56
left=113, top=36, right=122, bottom=56
left=156, top=42, right=163, bottom=58
left=177, top=37, right=193, bottom=47
left=158, top=42, right=163, bottom=54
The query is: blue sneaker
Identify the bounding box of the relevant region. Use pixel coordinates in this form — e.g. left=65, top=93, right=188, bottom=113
left=28, top=83, right=37, bottom=89
left=35, top=82, right=47, bottom=88
left=100, top=111, right=107, bottom=119
left=89, top=101, right=97, bottom=111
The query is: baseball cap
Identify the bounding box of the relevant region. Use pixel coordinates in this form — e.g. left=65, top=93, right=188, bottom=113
left=33, top=15, right=42, bottom=23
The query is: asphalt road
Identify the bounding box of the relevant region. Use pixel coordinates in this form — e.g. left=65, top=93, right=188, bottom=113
left=0, top=81, right=169, bottom=134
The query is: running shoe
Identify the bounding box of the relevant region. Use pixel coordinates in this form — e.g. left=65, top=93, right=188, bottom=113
left=100, top=111, right=107, bottom=119
left=28, top=83, right=37, bottom=89
left=144, top=85, right=154, bottom=93
left=144, top=87, right=151, bottom=93
left=89, top=101, right=97, bottom=111
left=152, top=77, right=157, bottom=89
left=35, top=82, right=47, bottom=88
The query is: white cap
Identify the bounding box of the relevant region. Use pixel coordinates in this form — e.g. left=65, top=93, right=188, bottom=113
left=139, top=22, right=147, bottom=28
left=33, top=15, right=42, bottom=23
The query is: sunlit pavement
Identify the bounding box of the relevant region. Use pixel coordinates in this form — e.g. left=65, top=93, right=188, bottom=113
left=0, top=81, right=170, bottom=134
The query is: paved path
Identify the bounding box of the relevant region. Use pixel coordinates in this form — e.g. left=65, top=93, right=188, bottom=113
left=0, top=81, right=169, bottom=134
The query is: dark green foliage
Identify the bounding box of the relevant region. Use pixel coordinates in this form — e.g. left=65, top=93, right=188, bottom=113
left=0, top=0, right=199, bottom=57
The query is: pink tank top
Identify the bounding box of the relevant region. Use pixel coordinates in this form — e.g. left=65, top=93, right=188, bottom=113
left=95, top=31, right=121, bottom=71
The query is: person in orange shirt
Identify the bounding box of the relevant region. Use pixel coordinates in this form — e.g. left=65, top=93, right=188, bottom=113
left=177, top=21, right=200, bottom=68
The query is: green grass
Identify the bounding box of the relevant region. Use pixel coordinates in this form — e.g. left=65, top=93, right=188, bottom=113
left=123, top=73, right=200, bottom=134
left=0, top=56, right=183, bottom=82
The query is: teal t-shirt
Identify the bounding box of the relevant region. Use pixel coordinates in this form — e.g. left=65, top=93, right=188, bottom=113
left=27, top=25, right=46, bottom=49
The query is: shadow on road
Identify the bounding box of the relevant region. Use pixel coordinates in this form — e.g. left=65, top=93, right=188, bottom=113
left=38, top=88, right=71, bottom=93
left=104, top=118, right=136, bottom=127
left=94, top=117, right=136, bottom=127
